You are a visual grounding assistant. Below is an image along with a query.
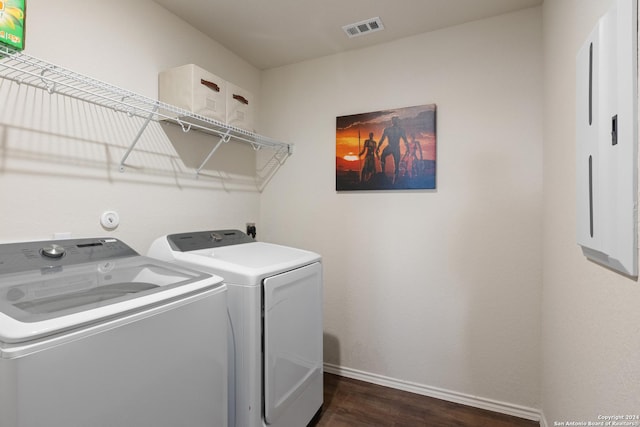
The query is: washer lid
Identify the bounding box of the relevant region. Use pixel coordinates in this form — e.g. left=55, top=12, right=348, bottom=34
left=0, top=255, right=222, bottom=344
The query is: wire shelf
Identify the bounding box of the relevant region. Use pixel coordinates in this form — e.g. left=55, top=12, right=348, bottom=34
left=0, top=46, right=292, bottom=172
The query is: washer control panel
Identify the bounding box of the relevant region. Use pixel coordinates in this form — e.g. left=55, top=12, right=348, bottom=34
left=0, top=238, right=138, bottom=274
left=167, top=229, right=255, bottom=252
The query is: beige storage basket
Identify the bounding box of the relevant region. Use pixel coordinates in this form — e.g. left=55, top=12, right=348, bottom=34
left=158, top=64, right=227, bottom=123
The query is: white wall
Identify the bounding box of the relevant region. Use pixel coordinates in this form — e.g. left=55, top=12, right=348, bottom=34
left=0, top=0, right=262, bottom=252
left=259, top=7, right=543, bottom=413
left=541, top=0, right=640, bottom=424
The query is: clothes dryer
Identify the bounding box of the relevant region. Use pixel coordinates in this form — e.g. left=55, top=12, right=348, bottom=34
left=148, top=230, right=323, bottom=427
left=0, top=237, right=227, bottom=427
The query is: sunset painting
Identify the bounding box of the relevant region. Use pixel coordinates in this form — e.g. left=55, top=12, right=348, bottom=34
left=336, top=104, right=437, bottom=191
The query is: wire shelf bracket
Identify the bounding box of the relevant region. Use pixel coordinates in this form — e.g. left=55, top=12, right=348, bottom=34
left=195, top=128, right=232, bottom=178
left=119, top=102, right=159, bottom=172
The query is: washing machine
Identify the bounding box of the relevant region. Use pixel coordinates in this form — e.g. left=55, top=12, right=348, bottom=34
left=0, top=237, right=228, bottom=427
left=148, top=229, right=323, bottom=427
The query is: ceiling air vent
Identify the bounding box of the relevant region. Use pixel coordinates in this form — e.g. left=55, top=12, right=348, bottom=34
left=342, top=17, right=385, bottom=38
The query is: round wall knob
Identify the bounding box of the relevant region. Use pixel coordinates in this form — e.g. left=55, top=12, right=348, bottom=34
left=100, top=211, right=120, bottom=230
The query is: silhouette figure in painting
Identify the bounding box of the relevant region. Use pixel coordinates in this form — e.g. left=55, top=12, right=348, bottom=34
left=376, top=116, right=409, bottom=183
left=404, top=134, right=423, bottom=178
left=359, top=132, right=377, bottom=183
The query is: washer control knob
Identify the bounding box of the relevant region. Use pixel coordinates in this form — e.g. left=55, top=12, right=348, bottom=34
left=41, top=244, right=66, bottom=259
left=211, top=233, right=223, bottom=242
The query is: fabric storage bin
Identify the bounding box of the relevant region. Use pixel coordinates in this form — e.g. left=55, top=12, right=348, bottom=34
left=158, top=64, right=227, bottom=123
left=226, top=83, right=254, bottom=132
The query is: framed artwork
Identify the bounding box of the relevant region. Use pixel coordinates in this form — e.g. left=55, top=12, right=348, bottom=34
left=336, top=104, right=436, bottom=191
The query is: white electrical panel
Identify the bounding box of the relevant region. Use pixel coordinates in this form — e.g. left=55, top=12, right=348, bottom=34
left=576, top=0, right=638, bottom=276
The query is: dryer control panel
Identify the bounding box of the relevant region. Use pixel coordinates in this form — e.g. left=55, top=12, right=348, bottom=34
left=167, top=229, right=255, bottom=252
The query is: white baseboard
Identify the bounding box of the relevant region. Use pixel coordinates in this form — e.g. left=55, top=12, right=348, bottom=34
left=540, top=413, right=549, bottom=427
left=323, top=363, right=542, bottom=424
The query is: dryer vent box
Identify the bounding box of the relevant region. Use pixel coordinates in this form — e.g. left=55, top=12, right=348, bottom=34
left=576, top=0, right=638, bottom=276
left=158, top=64, right=227, bottom=124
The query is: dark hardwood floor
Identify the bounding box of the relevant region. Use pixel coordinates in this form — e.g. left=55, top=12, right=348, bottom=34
left=311, top=373, right=539, bottom=427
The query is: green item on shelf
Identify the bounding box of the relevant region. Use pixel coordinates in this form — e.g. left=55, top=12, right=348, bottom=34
left=0, top=0, right=25, bottom=51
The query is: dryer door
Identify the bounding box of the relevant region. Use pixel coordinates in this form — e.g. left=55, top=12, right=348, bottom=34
left=263, top=262, right=323, bottom=425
